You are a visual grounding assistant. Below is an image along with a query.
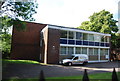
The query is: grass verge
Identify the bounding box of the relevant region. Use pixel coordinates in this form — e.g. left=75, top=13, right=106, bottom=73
left=2, top=72, right=120, bottom=81
left=2, top=59, right=40, bottom=64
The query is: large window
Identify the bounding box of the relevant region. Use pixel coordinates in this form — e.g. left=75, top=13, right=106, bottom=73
left=82, top=47, right=87, bottom=54
left=68, top=31, right=74, bottom=39
left=100, top=49, right=105, bottom=55
left=88, top=34, right=94, bottom=41
left=101, top=36, right=105, bottom=42
left=60, top=47, right=67, bottom=55
left=89, top=48, right=94, bottom=55
left=94, top=48, right=98, bottom=55
left=68, top=47, right=74, bottom=55
left=60, top=30, right=67, bottom=38
left=94, top=35, right=101, bottom=42
left=75, top=47, right=81, bottom=54
left=104, top=36, right=110, bottom=43
left=83, top=33, right=88, bottom=41
left=105, top=49, right=109, bottom=55
left=76, top=32, right=82, bottom=40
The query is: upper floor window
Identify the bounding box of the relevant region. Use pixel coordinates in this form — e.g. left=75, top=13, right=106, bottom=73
left=60, top=30, right=67, bottom=38
left=88, top=34, right=94, bottom=41
left=76, top=32, right=82, bottom=40
left=68, top=31, right=74, bottom=39
left=83, top=33, right=88, bottom=41
left=94, top=35, right=101, bottom=42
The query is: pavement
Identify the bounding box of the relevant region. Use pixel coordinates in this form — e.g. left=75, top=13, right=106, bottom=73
left=2, top=61, right=120, bottom=79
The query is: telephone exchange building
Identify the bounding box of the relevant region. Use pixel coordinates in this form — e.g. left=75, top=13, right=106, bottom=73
left=11, top=22, right=111, bottom=64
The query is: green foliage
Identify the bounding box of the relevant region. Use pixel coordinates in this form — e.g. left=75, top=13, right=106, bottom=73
left=1, top=1, right=38, bottom=31
left=78, top=10, right=118, bottom=34
left=0, top=34, right=11, bottom=58
left=77, top=10, right=119, bottom=48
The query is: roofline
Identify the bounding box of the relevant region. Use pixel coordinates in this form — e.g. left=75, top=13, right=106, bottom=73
left=25, top=21, right=111, bottom=36
left=48, top=24, right=111, bottom=36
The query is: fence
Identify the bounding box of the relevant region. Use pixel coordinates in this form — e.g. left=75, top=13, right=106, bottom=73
left=39, top=68, right=119, bottom=81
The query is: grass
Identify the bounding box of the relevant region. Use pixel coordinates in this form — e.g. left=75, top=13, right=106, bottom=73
left=2, top=59, right=40, bottom=64
left=2, top=72, right=120, bottom=81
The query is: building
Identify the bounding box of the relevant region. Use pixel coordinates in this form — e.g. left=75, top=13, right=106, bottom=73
left=11, top=22, right=111, bottom=64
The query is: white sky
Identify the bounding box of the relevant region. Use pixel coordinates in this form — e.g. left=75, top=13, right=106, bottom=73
left=33, top=0, right=120, bottom=27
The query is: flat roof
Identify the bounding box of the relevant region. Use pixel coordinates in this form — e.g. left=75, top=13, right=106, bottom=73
left=48, top=24, right=111, bottom=36
left=26, top=21, right=111, bottom=36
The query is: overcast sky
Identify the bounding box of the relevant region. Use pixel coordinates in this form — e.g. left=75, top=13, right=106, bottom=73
left=33, top=0, right=120, bottom=27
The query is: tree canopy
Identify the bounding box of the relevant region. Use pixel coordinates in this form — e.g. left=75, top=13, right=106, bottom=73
left=0, top=1, right=38, bottom=32
left=78, top=10, right=118, bottom=34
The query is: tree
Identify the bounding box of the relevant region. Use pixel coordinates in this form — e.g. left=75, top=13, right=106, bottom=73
left=78, top=10, right=118, bottom=34
left=77, top=10, right=119, bottom=48
left=0, top=1, right=38, bottom=31
left=0, top=1, right=38, bottom=58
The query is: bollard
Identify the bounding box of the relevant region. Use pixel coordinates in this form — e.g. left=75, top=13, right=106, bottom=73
left=82, top=69, right=89, bottom=81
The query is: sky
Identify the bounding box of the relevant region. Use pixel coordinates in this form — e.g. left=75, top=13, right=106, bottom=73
left=33, top=0, right=120, bottom=28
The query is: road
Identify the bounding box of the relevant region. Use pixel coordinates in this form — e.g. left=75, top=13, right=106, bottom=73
left=2, top=61, right=120, bottom=79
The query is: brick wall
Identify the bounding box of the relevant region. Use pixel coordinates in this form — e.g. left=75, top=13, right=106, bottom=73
left=11, top=22, right=47, bottom=61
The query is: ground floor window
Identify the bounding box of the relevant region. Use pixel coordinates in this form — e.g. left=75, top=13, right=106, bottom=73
left=60, top=46, right=109, bottom=61
left=60, top=46, right=109, bottom=57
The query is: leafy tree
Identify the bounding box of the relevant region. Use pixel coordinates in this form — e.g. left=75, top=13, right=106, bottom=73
left=0, top=34, right=11, bottom=58
left=77, top=10, right=119, bottom=48
left=78, top=10, right=118, bottom=34
left=0, top=1, right=38, bottom=58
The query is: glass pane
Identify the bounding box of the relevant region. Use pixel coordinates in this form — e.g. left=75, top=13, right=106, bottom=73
left=68, top=47, right=74, bottom=55
left=89, top=48, right=93, bottom=55
left=105, top=49, right=109, bottom=55
left=60, top=47, right=66, bottom=54
left=105, top=36, right=110, bottom=42
left=94, top=35, right=101, bottom=42
left=60, top=30, right=67, bottom=38
left=75, top=47, right=81, bottom=54
left=83, top=33, right=88, bottom=41
left=82, top=47, right=87, bottom=54
left=68, top=31, right=74, bottom=39
left=100, top=49, right=105, bottom=55
left=88, top=34, right=94, bottom=41
left=76, top=32, right=82, bottom=40
left=94, top=48, right=98, bottom=55
left=101, top=36, right=104, bottom=42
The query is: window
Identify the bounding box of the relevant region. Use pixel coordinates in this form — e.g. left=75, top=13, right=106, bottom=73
left=94, top=48, right=98, bottom=55
left=68, top=31, right=74, bottom=39
left=68, top=47, right=74, bottom=55
left=75, top=47, right=81, bottom=54
left=101, top=36, right=105, bottom=42
left=89, top=48, right=94, bottom=55
left=60, top=30, right=67, bottom=38
left=105, top=36, right=110, bottom=43
left=76, top=32, right=82, bottom=40
left=73, top=57, right=78, bottom=60
left=60, top=47, right=67, bottom=55
left=100, top=49, right=104, bottom=55
left=94, top=35, right=101, bottom=42
left=88, top=34, right=94, bottom=41
left=105, top=49, right=109, bottom=55
left=83, top=33, right=88, bottom=41
left=82, top=47, right=87, bottom=54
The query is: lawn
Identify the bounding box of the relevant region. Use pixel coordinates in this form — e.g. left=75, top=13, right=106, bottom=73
left=2, top=59, right=40, bottom=64
left=2, top=72, right=120, bottom=81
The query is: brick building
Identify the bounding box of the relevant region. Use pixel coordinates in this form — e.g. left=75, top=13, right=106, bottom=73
left=11, top=22, right=111, bottom=64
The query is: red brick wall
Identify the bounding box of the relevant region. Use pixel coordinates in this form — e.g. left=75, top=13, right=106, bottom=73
left=41, top=28, right=60, bottom=64
left=11, top=22, right=47, bottom=61
left=47, top=28, right=60, bottom=64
